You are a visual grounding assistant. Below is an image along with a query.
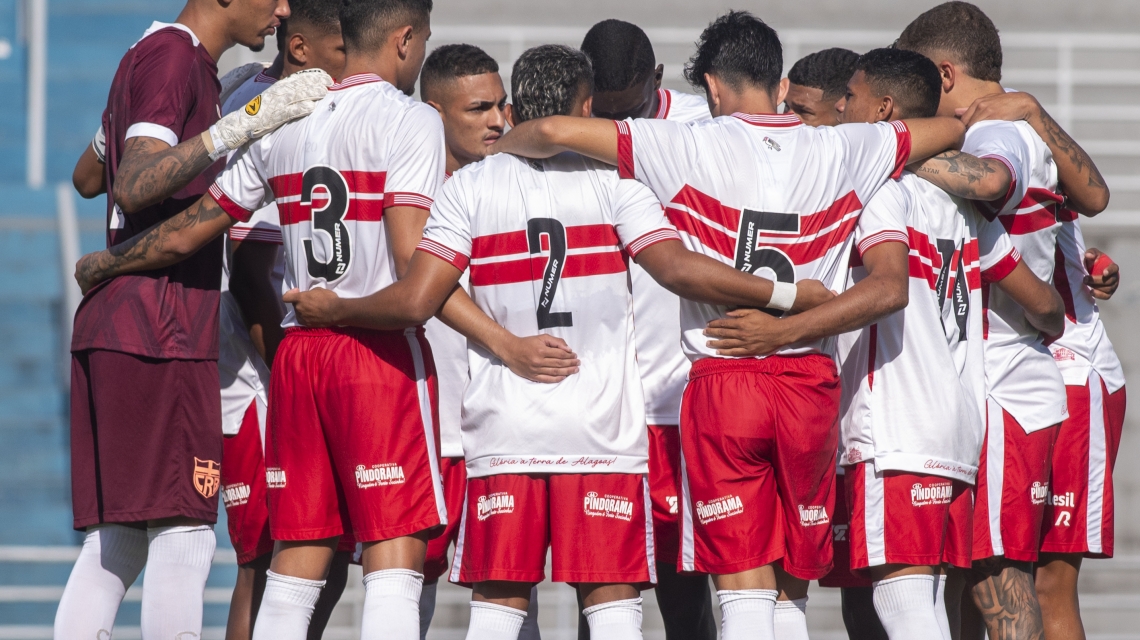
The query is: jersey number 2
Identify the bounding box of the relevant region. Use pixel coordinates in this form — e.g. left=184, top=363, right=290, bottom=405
left=527, top=218, right=573, bottom=329
left=302, top=165, right=352, bottom=282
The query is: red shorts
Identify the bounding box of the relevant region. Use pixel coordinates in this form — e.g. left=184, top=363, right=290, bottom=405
left=451, top=473, right=655, bottom=585
left=266, top=327, right=446, bottom=543
left=818, top=471, right=870, bottom=588
left=1041, top=374, right=1126, bottom=558
left=846, top=463, right=971, bottom=572
left=70, top=349, right=222, bottom=529
left=221, top=400, right=274, bottom=565
left=679, top=355, right=840, bottom=579
left=424, top=456, right=467, bottom=582
left=648, top=425, right=683, bottom=567
left=973, top=400, right=1058, bottom=562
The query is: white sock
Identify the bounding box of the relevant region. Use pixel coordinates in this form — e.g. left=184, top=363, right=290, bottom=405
left=420, top=580, right=439, bottom=640
left=584, top=597, right=643, bottom=640
left=54, top=525, right=148, bottom=640
left=252, top=570, right=325, bottom=640
left=873, top=575, right=941, bottom=640
left=773, top=597, right=810, bottom=640
left=140, top=524, right=215, bottom=640
left=361, top=569, right=423, bottom=640
left=466, top=600, right=527, bottom=640
left=718, top=589, right=777, bottom=640
left=934, top=573, right=952, bottom=640
left=518, top=585, right=541, bottom=640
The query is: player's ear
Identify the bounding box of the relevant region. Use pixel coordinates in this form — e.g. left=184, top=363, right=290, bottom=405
left=504, top=103, right=517, bottom=128
left=879, top=95, right=895, bottom=123
left=288, top=32, right=307, bottom=66
left=579, top=96, right=593, bottom=118
left=653, top=64, right=664, bottom=89
left=704, top=74, right=721, bottom=114
left=775, top=77, right=790, bottom=106
left=394, top=25, right=414, bottom=60
left=939, top=60, right=956, bottom=94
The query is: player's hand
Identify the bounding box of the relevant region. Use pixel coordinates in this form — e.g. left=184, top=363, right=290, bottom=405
left=703, top=308, right=796, bottom=357
left=956, top=91, right=1041, bottom=128
left=206, top=68, right=333, bottom=160
left=283, top=287, right=342, bottom=327
left=74, top=252, right=107, bottom=295
left=499, top=334, right=581, bottom=383
left=1084, top=248, right=1120, bottom=300
left=791, top=279, right=837, bottom=313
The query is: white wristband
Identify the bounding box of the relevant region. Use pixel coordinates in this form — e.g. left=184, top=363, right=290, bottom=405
left=206, top=124, right=230, bottom=161
left=766, top=281, right=797, bottom=312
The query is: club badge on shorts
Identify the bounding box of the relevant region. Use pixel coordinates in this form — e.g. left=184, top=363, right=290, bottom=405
left=193, top=457, right=221, bottom=498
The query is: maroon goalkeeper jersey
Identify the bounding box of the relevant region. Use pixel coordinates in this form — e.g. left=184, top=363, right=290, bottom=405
left=72, top=22, right=224, bottom=360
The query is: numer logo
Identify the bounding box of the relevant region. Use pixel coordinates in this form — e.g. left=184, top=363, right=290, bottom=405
left=265, top=467, right=287, bottom=489
left=1030, top=481, right=1049, bottom=505
left=798, top=504, right=830, bottom=527
left=355, top=463, right=406, bottom=489
left=583, top=491, right=634, bottom=521
left=910, top=482, right=954, bottom=507
left=476, top=492, right=515, bottom=521
left=221, top=482, right=251, bottom=509
left=695, top=495, right=745, bottom=525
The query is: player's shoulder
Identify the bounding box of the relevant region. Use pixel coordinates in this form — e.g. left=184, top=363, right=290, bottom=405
left=661, top=89, right=712, bottom=124
left=965, top=119, right=1033, bottom=148
left=130, top=22, right=200, bottom=58
left=222, top=73, right=275, bottom=116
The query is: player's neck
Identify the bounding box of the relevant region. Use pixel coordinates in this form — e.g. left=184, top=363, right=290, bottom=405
left=715, top=86, right=779, bottom=118
left=268, top=54, right=287, bottom=80
left=174, top=3, right=232, bottom=62
left=945, top=76, right=1006, bottom=114
left=342, top=51, right=400, bottom=87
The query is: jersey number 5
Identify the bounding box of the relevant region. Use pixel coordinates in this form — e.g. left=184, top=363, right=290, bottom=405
left=302, top=165, right=353, bottom=282
left=527, top=218, right=573, bottom=329
left=735, top=210, right=799, bottom=314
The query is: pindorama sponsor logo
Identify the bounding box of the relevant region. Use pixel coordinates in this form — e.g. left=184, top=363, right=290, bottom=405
left=476, top=492, right=515, bottom=521
left=798, top=504, right=830, bottom=527
left=355, top=463, right=406, bottom=489
left=265, top=467, right=286, bottom=489
left=911, top=482, right=954, bottom=507
left=695, top=495, right=745, bottom=525
left=221, top=482, right=251, bottom=508
left=1031, top=481, right=1049, bottom=505
left=1049, top=491, right=1076, bottom=508
left=583, top=491, right=634, bottom=521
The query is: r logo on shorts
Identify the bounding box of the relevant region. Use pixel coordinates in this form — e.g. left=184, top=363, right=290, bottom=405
left=193, top=458, right=221, bottom=499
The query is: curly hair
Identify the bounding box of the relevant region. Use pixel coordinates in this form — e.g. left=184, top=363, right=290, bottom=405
left=510, top=45, right=594, bottom=124
left=684, top=10, right=782, bottom=95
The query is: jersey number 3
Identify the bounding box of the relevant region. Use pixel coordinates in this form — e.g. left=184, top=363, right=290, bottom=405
left=527, top=218, right=573, bottom=329
left=302, top=165, right=353, bottom=282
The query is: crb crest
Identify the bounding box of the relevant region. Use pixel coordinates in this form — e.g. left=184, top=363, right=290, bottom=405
left=193, top=457, right=221, bottom=498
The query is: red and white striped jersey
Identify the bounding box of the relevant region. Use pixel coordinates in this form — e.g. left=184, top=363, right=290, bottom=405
left=416, top=151, right=679, bottom=478
left=615, top=113, right=911, bottom=360
left=425, top=273, right=470, bottom=459
left=629, top=89, right=711, bottom=425
left=963, top=120, right=1067, bottom=432
left=838, top=174, right=1017, bottom=484
left=1049, top=213, right=1125, bottom=392
left=211, top=73, right=446, bottom=328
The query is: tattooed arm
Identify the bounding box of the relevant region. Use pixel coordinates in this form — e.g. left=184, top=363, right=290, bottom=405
left=959, top=92, right=1110, bottom=215
left=74, top=193, right=237, bottom=294
left=913, top=150, right=1013, bottom=201
left=113, top=135, right=216, bottom=214
left=970, top=561, right=1046, bottom=640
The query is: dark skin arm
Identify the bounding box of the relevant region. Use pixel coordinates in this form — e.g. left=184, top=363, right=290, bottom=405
left=72, top=143, right=106, bottom=199
left=114, top=135, right=215, bottom=214
left=228, top=240, right=286, bottom=366
left=992, top=260, right=1066, bottom=336
left=958, top=92, right=1110, bottom=215
left=702, top=242, right=909, bottom=357
left=913, top=150, right=1012, bottom=201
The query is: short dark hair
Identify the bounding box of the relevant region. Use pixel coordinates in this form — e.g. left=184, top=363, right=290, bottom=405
left=420, top=44, right=499, bottom=101
left=896, top=1, right=1002, bottom=83
left=684, top=10, right=782, bottom=95
left=787, top=48, right=859, bottom=101
left=510, top=45, right=593, bottom=124
left=276, top=0, right=341, bottom=49
left=579, top=19, right=656, bottom=93
left=855, top=48, right=942, bottom=119
left=339, top=0, right=431, bottom=54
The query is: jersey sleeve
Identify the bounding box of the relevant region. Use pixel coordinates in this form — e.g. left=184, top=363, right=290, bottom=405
left=854, top=179, right=910, bottom=256
left=961, top=122, right=1031, bottom=221
left=229, top=203, right=282, bottom=244
left=615, top=117, right=698, bottom=199
left=611, top=178, right=681, bottom=259
left=417, top=174, right=473, bottom=272
left=975, top=213, right=1021, bottom=282
left=384, top=104, right=446, bottom=211
left=835, top=121, right=912, bottom=204
left=209, top=143, right=270, bottom=223
left=124, top=31, right=200, bottom=147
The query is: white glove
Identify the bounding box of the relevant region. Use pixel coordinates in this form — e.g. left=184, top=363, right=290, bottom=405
left=219, top=61, right=270, bottom=106
left=91, top=125, right=106, bottom=163
left=205, top=68, right=333, bottom=160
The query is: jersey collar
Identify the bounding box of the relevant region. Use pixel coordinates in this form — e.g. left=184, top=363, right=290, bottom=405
left=135, top=21, right=201, bottom=47
left=653, top=88, right=671, bottom=120
left=330, top=73, right=384, bottom=91
left=731, top=112, right=803, bottom=128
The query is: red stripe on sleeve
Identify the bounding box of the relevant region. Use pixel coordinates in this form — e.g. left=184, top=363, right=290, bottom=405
left=615, top=120, right=636, bottom=180
left=384, top=192, right=433, bottom=211
left=981, top=247, right=1021, bottom=283
left=416, top=238, right=470, bottom=272
left=209, top=184, right=254, bottom=223
left=890, top=121, right=911, bottom=180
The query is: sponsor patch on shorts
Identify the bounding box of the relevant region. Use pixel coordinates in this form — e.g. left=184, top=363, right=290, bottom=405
left=583, top=492, right=634, bottom=521
left=1031, top=481, right=1049, bottom=505
left=695, top=495, right=744, bottom=525
left=476, top=492, right=515, bottom=520
left=910, top=482, right=953, bottom=507
left=266, top=467, right=287, bottom=489
left=798, top=504, right=830, bottom=527
left=355, top=463, right=406, bottom=488
left=221, top=482, right=251, bottom=508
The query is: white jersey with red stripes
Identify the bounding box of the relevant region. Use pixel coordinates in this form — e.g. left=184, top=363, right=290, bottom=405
left=963, top=119, right=1067, bottom=432
left=838, top=174, right=1018, bottom=483
left=218, top=70, right=282, bottom=436
left=629, top=89, right=711, bottom=425
left=417, top=151, right=679, bottom=478
left=425, top=272, right=470, bottom=459
left=1049, top=213, right=1125, bottom=392
left=615, top=113, right=911, bottom=360
left=210, top=73, right=446, bottom=328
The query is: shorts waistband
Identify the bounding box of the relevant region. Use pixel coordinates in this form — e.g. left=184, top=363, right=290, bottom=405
left=284, top=325, right=424, bottom=339
left=688, top=353, right=834, bottom=379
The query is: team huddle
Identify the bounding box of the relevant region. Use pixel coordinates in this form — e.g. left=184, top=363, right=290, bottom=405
left=54, top=0, right=1125, bottom=639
